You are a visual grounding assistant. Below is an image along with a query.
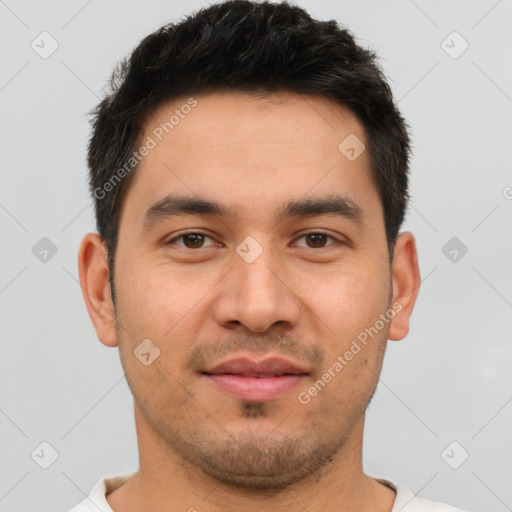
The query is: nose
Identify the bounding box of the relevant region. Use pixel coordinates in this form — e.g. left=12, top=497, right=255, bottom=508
left=213, top=244, right=301, bottom=333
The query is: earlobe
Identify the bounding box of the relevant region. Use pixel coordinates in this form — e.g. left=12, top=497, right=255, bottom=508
left=77, top=233, right=118, bottom=347
left=388, top=231, right=421, bottom=341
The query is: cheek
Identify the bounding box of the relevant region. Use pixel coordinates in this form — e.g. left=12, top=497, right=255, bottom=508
left=300, top=269, right=390, bottom=384
left=116, top=258, right=194, bottom=327
left=309, top=264, right=389, bottom=327
left=115, top=263, right=213, bottom=367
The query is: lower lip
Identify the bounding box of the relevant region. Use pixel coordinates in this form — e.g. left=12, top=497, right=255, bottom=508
left=204, top=374, right=307, bottom=401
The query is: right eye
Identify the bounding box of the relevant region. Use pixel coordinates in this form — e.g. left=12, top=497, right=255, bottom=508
left=165, top=232, right=221, bottom=250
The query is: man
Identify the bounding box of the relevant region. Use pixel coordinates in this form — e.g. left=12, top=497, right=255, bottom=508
left=70, top=1, right=472, bottom=510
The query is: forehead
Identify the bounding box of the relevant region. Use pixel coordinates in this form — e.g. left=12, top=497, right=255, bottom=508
left=120, top=90, right=381, bottom=230
left=142, top=90, right=365, bottom=152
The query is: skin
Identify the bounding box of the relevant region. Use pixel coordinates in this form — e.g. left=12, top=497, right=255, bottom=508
left=78, top=90, right=420, bottom=512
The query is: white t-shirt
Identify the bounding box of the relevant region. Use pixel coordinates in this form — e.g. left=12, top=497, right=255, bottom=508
left=67, top=472, right=472, bottom=512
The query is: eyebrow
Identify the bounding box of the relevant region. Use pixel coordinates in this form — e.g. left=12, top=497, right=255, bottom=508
left=142, top=193, right=365, bottom=231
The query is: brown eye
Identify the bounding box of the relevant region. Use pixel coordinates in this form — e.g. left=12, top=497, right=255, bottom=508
left=182, top=233, right=206, bottom=248
left=166, top=232, right=217, bottom=249
left=306, top=233, right=328, bottom=248
left=295, top=232, right=337, bottom=249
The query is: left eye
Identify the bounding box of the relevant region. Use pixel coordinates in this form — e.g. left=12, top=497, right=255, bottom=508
left=294, top=232, right=338, bottom=249
left=166, top=232, right=338, bottom=249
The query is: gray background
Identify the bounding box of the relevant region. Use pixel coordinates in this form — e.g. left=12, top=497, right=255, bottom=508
left=1, top=0, right=511, bottom=510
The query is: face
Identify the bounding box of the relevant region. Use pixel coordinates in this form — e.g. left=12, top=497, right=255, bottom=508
left=81, top=90, right=418, bottom=491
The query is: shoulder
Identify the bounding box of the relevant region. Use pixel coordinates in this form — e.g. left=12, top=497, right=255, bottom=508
left=400, top=494, right=473, bottom=512
left=65, top=471, right=135, bottom=512
left=374, top=477, right=474, bottom=512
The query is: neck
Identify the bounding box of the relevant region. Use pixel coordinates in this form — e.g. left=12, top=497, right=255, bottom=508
left=106, top=405, right=396, bottom=512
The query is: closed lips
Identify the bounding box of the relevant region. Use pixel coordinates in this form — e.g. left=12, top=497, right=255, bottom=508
left=204, top=372, right=303, bottom=377
left=202, top=357, right=310, bottom=377
left=202, top=356, right=310, bottom=401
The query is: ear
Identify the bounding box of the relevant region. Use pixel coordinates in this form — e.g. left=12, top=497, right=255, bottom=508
left=77, top=232, right=118, bottom=347
left=388, top=231, right=421, bottom=341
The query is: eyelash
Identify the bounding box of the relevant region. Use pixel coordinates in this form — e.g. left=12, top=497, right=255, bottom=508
left=165, top=231, right=342, bottom=250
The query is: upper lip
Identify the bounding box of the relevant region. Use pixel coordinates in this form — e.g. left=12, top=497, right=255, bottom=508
left=202, top=356, right=310, bottom=377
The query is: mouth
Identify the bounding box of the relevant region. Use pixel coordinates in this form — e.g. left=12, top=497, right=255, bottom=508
left=201, top=356, right=310, bottom=402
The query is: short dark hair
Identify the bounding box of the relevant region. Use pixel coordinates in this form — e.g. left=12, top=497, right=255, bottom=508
left=87, top=0, right=411, bottom=306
